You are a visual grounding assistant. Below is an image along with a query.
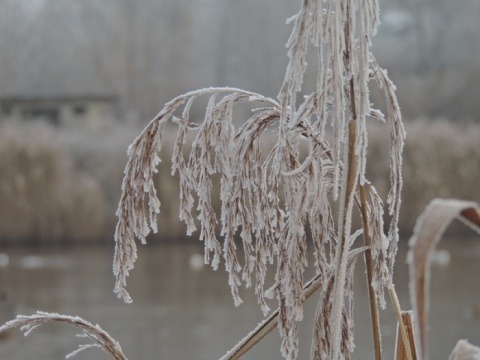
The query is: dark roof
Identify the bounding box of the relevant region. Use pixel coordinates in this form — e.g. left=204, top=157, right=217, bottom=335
left=0, top=94, right=117, bottom=103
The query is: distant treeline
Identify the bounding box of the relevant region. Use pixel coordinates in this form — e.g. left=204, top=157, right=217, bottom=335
left=1, top=0, right=479, bottom=121
left=0, top=119, right=478, bottom=246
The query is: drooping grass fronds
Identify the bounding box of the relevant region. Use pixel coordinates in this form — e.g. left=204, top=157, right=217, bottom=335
left=0, top=311, right=127, bottom=360
left=114, top=0, right=405, bottom=358
left=113, top=87, right=281, bottom=304
left=408, top=199, right=480, bottom=359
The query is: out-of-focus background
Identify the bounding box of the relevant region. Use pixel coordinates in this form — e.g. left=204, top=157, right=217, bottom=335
left=0, top=1, right=479, bottom=359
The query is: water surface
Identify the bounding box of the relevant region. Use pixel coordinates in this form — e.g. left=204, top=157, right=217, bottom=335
left=0, top=238, right=479, bottom=359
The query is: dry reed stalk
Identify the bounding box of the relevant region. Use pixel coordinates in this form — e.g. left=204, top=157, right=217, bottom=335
left=329, top=120, right=360, bottom=359
left=0, top=311, right=127, bottom=360
left=359, top=184, right=382, bottom=360
left=394, top=311, right=417, bottom=360
left=389, top=286, right=415, bottom=360
left=221, top=272, right=323, bottom=360
left=408, top=199, right=480, bottom=360
left=113, top=0, right=404, bottom=358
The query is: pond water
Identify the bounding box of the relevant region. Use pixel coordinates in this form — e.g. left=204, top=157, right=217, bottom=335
left=0, top=237, right=479, bottom=359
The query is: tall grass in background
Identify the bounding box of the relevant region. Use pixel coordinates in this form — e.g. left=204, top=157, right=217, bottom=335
left=0, top=122, right=106, bottom=246
left=1, top=119, right=478, bottom=245
left=368, top=119, right=480, bottom=232
left=0, top=121, right=193, bottom=244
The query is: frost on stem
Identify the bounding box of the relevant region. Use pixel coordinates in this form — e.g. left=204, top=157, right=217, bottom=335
left=0, top=311, right=127, bottom=360
left=113, top=0, right=404, bottom=358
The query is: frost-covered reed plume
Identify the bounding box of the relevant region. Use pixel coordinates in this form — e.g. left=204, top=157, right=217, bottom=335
left=114, top=0, right=404, bottom=359
left=0, top=311, right=127, bottom=360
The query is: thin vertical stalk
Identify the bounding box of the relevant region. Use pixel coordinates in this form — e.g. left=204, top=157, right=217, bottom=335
left=359, top=184, right=382, bottom=360
left=347, top=2, right=382, bottom=351
left=330, top=120, right=359, bottom=359
left=389, top=285, right=415, bottom=360
left=394, top=311, right=417, bottom=360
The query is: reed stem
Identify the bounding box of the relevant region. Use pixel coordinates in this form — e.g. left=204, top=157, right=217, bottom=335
left=330, top=120, right=359, bottom=359
left=389, top=285, right=415, bottom=360
left=394, top=311, right=417, bottom=360
left=220, top=273, right=324, bottom=360
left=359, top=184, right=382, bottom=360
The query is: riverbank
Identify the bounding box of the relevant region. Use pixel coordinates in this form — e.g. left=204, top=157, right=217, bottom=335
left=0, top=119, right=478, bottom=246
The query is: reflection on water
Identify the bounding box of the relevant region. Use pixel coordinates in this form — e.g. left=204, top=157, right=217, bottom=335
left=0, top=238, right=479, bottom=359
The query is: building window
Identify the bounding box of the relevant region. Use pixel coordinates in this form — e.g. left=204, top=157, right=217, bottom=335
left=73, top=105, right=87, bottom=116
left=23, top=108, right=60, bottom=126
left=1, top=103, right=12, bottom=116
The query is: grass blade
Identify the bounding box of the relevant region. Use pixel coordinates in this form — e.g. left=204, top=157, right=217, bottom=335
left=408, top=198, right=480, bottom=360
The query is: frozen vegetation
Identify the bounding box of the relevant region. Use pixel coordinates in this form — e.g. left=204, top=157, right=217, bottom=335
left=0, top=0, right=479, bottom=359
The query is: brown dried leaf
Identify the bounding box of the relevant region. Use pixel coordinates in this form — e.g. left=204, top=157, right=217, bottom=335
left=408, top=198, right=480, bottom=360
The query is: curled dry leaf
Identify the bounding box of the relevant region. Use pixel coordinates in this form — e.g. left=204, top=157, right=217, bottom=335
left=408, top=198, right=480, bottom=360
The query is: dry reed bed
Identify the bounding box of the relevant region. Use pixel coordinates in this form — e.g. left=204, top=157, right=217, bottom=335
left=0, top=119, right=478, bottom=245
left=0, top=122, right=106, bottom=246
